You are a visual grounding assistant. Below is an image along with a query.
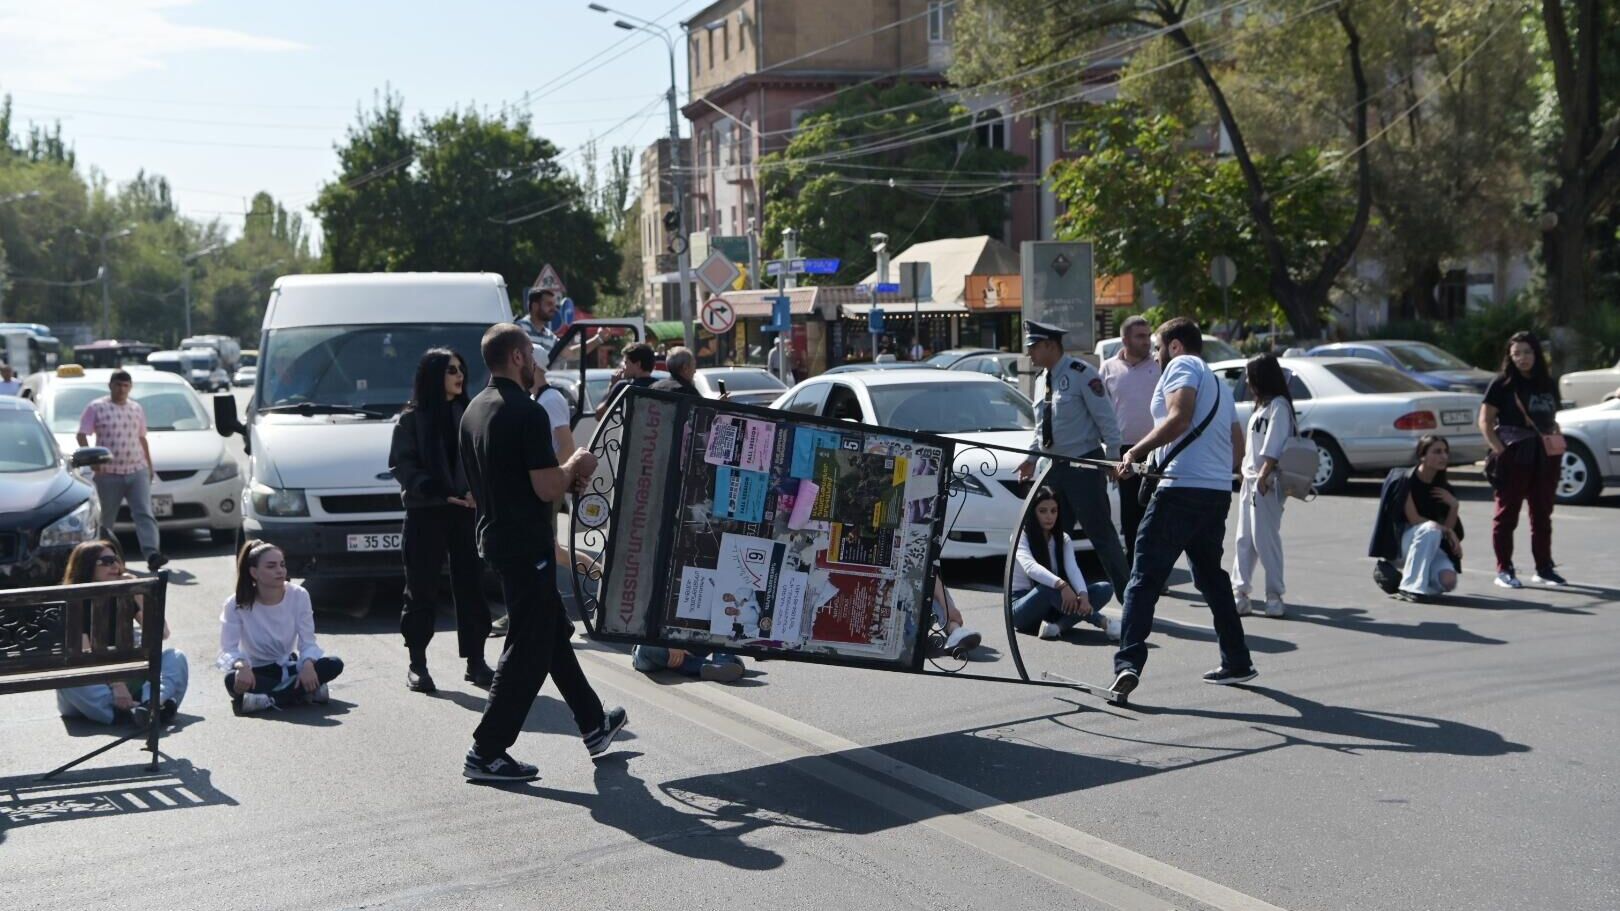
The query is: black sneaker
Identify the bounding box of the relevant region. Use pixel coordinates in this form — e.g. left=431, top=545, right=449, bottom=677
left=1110, top=669, right=1139, bottom=698
left=160, top=698, right=178, bottom=724
left=463, top=748, right=539, bottom=782
left=464, top=662, right=495, bottom=688
left=1202, top=666, right=1258, bottom=685
left=146, top=553, right=169, bottom=572
left=1531, top=567, right=1567, bottom=586
left=583, top=706, right=628, bottom=758
left=129, top=705, right=151, bottom=729
left=406, top=665, right=437, bottom=693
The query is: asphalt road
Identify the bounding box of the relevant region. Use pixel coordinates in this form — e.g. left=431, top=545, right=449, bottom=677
left=4, top=415, right=1617, bottom=909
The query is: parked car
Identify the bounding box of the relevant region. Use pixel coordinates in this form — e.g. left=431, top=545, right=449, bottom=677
left=822, top=361, right=940, bottom=375
left=233, top=365, right=257, bottom=387
left=1558, top=359, right=1620, bottom=409
left=1208, top=356, right=1488, bottom=494
left=691, top=367, right=787, bottom=406
left=948, top=351, right=1025, bottom=384
left=1095, top=334, right=1241, bottom=363
left=924, top=347, right=998, bottom=368
left=1553, top=400, right=1619, bottom=504
left=770, top=371, right=1118, bottom=559
left=0, top=396, right=109, bottom=587
left=27, top=365, right=245, bottom=544
left=1305, top=340, right=1494, bottom=393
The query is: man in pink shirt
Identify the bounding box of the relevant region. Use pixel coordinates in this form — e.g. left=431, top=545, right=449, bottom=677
left=76, top=370, right=167, bottom=571
left=1098, top=316, right=1161, bottom=568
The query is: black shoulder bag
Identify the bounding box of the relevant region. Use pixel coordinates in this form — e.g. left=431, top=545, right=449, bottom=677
left=1137, top=371, right=1221, bottom=507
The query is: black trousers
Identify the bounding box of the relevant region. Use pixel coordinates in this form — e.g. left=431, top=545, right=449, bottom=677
left=473, top=556, right=604, bottom=756
left=401, top=505, right=491, bottom=660
left=1116, top=472, right=1147, bottom=569
left=223, top=656, right=344, bottom=706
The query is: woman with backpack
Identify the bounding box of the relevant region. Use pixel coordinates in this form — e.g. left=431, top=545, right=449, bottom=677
left=1231, top=354, right=1293, bottom=618
left=1479, top=331, right=1565, bottom=588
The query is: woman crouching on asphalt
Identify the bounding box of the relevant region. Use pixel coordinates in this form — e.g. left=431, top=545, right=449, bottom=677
left=217, top=540, right=343, bottom=715
left=1010, top=485, right=1118, bottom=641
left=1395, top=435, right=1464, bottom=600
left=55, top=538, right=189, bottom=728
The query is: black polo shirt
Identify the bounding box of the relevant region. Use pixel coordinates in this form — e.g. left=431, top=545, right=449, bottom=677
left=650, top=376, right=700, bottom=396
left=459, top=376, right=559, bottom=567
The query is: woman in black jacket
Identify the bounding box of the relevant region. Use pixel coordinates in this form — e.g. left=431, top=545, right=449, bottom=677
left=389, top=347, right=493, bottom=692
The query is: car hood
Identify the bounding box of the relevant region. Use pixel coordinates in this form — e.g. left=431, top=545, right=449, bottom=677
left=0, top=466, right=75, bottom=514
left=253, top=416, right=399, bottom=489
left=54, top=430, right=226, bottom=471
left=942, top=430, right=1032, bottom=473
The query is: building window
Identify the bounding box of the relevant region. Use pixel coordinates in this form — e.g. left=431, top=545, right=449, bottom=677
left=721, top=22, right=730, bottom=60
left=740, top=111, right=754, bottom=164
left=975, top=109, right=1005, bottom=150
left=928, top=2, right=947, bottom=43
left=717, top=121, right=733, bottom=167
left=691, top=37, right=701, bottom=74
left=707, top=29, right=715, bottom=69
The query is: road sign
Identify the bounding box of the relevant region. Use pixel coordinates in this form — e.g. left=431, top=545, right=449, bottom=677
left=699, top=296, right=737, bottom=335
left=1020, top=241, right=1094, bottom=353
left=868, top=308, right=885, bottom=334
left=532, top=263, right=567, bottom=296
left=1210, top=255, right=1237, bottom=289
left=802, top=257, right=841, bottom=275
left=765, top=295, right=792, bottom=333
left=899, top=262, right=932, bottom=301
left=875, top=282, right=901, bottom=293
left=695, top=251, right=742, bottom=295
left=765, top=260, right=787, bottom=277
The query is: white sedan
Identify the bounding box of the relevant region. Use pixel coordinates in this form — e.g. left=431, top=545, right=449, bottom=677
left=1208, top=356, right=1488, bottom=494
left=1555, top=400, right=1620, bottom=504
left=692, top=367, right=788, bottom=406
left=1558, top=359, right=1620, bottom=409
left=28, top=366, right=245, bottom=543
left=771, top=371, right=1118, bottom=560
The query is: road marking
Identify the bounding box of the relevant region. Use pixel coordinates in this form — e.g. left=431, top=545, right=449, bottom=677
left=583, top=649, right=1287, bottom=911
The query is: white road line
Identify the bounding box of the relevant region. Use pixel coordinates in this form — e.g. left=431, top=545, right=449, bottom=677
left=583, top=649, right=1287, bottom=911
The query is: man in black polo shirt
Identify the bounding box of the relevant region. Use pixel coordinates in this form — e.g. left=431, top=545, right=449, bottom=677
left=459, top=323, right=627, bottom=782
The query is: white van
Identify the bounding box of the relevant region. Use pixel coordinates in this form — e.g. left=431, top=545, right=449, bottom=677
left=215, top=273, right=511, bottom=578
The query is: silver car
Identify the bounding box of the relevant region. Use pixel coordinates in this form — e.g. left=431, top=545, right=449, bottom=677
left=1208, top=356, right=1488, bottom=494
left=1555, top=400, right=1620, bottom=504
left=691, top=367, right=788, bottom=406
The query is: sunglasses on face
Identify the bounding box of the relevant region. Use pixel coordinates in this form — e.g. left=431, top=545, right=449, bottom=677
left=445, top=364, right=463, bottom=376
left=96, top=554, right=122, bottom=567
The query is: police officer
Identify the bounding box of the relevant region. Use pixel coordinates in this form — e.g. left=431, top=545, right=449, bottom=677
left=1016, top=320, right=1131, bottom=595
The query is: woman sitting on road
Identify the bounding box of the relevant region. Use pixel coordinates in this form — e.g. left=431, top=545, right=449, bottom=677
left=1393, top=435, right=1465, bottom=600
left=217, top=540, right=344, bottom=715
left=55, top=539, right=189, bottom=729
left=1010, top=486, right=1118, bottom=641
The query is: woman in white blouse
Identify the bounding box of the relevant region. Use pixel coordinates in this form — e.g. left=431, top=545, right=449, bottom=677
left=1010, top=486, right=1119, bottom=641
left=218, top=540, right=344, bottom=715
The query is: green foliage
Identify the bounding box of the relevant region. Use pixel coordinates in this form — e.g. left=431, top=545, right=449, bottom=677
left=313, top=91, right=619, bottom=312
left=1050, top=103, right=1354, bottom=327
left=758, top=82, right=1024, bottom=284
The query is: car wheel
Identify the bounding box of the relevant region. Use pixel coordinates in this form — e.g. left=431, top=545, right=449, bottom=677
left=1310, top=434, right=1350, bottom=494
left=1556, top=443, right=1601, bottom=505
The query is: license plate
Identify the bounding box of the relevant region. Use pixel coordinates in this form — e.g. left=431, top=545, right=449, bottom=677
left=1442, top=409, right=1472, bottom=425
left=346, top=533, right=401, bottom=552
left=152, top=495, right=174, bottom=518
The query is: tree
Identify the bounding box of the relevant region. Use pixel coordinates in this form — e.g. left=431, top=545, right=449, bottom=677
left=757, top=82, right=1025, bottom=284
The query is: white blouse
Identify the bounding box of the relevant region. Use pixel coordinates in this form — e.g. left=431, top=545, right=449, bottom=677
left=217, top=582, right=326, bottom=670
left=1011, top=530, right=1088, bottom=594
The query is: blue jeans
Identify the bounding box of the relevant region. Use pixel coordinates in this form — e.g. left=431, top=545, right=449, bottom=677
left=1116, top=486, right=1253, bottom=676
left=1399, top=522, right=1456, bottom=595
left=57, top=648, right=190, bottom=724
left=93, top=469, right=160, bottom=559
left=632, top=645, right=743, bottom=677
left=1011, top=582, right=1114, bottom=635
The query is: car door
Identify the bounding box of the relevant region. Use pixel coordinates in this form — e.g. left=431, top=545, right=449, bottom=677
left=547, top=318, right=646, bottom=443
left=780, top=382, right=830, bottom=416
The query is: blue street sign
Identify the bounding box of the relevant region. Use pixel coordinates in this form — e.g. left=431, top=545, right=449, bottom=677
left=765, top=260, right=787, bottom=277
left=875, top=282, right=901, bottom=293
left=802, top=258, right=841, bottom=275
left=854, top=283, right=871, bottom=294
left=868, top=308, right=885, bottom=335
left=765, top=295, right=792, bottom=333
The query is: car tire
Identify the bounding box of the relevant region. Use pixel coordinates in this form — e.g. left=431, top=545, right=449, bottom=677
left=1556, top=442, right=1602, bottom=505
left=1310, top=434, right=1350, bottom=494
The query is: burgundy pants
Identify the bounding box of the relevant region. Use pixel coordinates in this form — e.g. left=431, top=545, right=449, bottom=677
left=1491, top=448, right=1557, bottom=573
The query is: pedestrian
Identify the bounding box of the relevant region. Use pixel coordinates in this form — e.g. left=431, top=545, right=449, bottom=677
left=1009, top=485, right=1119, bottom=641
left=596, top=342, right=656, bottom=418
left=1383, top=435, right=1464, bottom=599
left=1098, top=315, right=1161, bottom=568
left=1231, top=353, right=1292, bottom=618
left=515, top=288, right=561, bottom=359
left=651, top=346, right=701, bottom=396
left=75, top=369, right=166, bottom=572
left=459, top=324, right=626, bottom=782
left=1015, top=320, right=1130, bottom=597
left=389, top=348, right=495, bottom=694
left=55, top=539, right=189, bottom=728
left=1479, top=330, right=1565, bottom=588
left=0, top=363, right=20, bottom=397
left=217, top=540, right=344, bottom=716
left=1113, top=317, right=1254, bottom=697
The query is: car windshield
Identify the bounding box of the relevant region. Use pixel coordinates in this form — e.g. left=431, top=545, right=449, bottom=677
left=925, top=350, right=972, bottom=367
left=49, top=383, right=211, bottom=432
left=1202, top=338, right=1242, bottom=362
left=868, top=382, right=1035, bottom=433
left=258, top=324, right=491, bottom=414
left=1384, top=343, right=1469, bottom=371
left=0, top=410, right=57, bottom=472
left=706, top=370, right=785, bottom=392
left=1324, top=363, right=1434, bottom=394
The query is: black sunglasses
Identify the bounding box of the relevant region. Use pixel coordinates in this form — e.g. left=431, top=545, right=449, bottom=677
left=96, top=553, right=122, bottom=566
left=445, top=364, right=463, bottom=376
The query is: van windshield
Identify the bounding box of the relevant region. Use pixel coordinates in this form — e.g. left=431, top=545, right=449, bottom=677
left=259, top=324, right=492, bottom=414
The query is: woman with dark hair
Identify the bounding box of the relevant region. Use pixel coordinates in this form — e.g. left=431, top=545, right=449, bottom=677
left=1231, top=354, right=1293, bottom=617
left=55, top=539, right=189, bottom=728
left=1394, top=435, right=1464, bottom=599
left=1478, top=331, right=1564, bottom=588
left=217, top=540, right=343, bottom=715
left=1010, top=486, right=1118, bottom=640
left=389, top=347, right=493, bottom=693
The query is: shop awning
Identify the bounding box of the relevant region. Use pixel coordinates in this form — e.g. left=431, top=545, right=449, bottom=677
left=647, top=321, right=686, bottom=343
left=839, top=300, right=971, bottom=317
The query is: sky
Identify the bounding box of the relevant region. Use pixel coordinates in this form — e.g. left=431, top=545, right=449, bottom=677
left=0, top=0, right=713, bottom=245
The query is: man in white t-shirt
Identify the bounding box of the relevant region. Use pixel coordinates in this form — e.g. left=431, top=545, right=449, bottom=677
left=1113, top=318, right=1252, bottom=697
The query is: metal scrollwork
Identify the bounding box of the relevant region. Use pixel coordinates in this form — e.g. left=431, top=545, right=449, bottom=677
left=567, top=395, right=630, bottom=636
left=0, top=604, right=66, bottom=660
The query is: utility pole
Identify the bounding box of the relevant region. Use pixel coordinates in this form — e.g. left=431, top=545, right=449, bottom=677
left=75, top=225, right=134, bottom=338
left=777, top=227, right=797, bottom=384
left=747, top=216, right=760, bottom=291
left=180, top=243, right=224, bottom=338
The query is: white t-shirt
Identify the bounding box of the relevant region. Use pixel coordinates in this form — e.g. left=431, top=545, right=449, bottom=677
left=1244, top=397, right=1291, bottom=479
left=535, top=385, right=570, bottom=432
left=1151, top=355, right=1237, bottom=491
left=217, top=582, right=325, bottom=670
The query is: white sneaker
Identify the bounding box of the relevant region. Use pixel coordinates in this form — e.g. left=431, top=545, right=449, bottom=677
left=1104, top=614, right=1122, bottom=641
left=1037, top=621, right=1064, bottom=640
left=236, top=692, right=275, bottom=715
left=1263, top=598, right=1286, bottom=618
left=944, top=626, right=981, bottom=654
left=1494, top=571, right=1523, bottom=589
left=310, top=683, right=330, bottom=704
left=1234, top=594, right=1252, bottom=616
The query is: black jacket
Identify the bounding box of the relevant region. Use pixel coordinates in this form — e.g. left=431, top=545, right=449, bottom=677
left=1368, top=468, right=1410, bottom=562
left=389, top=402, right=469, bottom=510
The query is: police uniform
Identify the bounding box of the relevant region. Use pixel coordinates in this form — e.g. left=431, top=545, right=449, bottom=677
left=1022, top=320, right=1131, bottom=595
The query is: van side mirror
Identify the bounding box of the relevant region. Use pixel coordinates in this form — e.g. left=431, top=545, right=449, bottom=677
left=70, top=446, right=112, bottom=469
left=214, top=395, right=246, bottom=456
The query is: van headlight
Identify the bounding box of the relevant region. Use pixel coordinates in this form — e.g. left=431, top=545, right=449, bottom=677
left=250, top=482, right=308, bottom=517
left=205, top=459, right=240, bottom=484
left=41, top=500, right=98, bottom=548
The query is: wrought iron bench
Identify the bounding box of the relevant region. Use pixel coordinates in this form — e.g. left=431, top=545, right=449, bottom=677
left=0, top=573, right=170, bottom=779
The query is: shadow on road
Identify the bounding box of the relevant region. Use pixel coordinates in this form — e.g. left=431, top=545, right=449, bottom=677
left=1284, top=603, right=1509, bottom=644
left=0, top=757, right=236, bottom=847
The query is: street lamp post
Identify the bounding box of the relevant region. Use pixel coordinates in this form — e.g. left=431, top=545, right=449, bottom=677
left=588, top=3, right=695, bottom=351
left=180, top=243, right=225, bottom=338
left=75, top=225, right=135, bottom=338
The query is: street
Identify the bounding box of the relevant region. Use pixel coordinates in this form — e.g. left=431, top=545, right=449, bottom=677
left=4, top=461, right=1617, bottom=911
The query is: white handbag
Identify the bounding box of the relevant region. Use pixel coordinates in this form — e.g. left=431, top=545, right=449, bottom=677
left=1277, top=405, right=1318, bottom=500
